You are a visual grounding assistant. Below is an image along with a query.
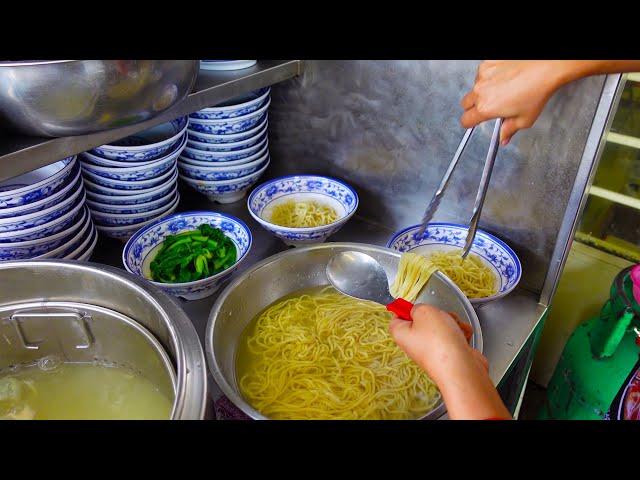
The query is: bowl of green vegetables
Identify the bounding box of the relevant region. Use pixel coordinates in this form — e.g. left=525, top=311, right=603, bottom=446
left=122, top=211, right=252, bottom=300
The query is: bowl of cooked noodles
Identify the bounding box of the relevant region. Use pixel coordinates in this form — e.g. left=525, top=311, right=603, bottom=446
left=386, top=222, right=521, bottom=305
left=205, top=242, right=481, bottom=420
left=247, top=175, right=359, bottom=247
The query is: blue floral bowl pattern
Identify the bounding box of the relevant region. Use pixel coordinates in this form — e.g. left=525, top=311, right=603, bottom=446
left=0, top=207, right=88, bottom=260
left=0, top=163, right=81, bottom=220
left=90, top=192, right=179, bottom=227
left=86, top=185, right=178, bottom=215
left=90, top=116, right=188, bottom=162
left=36, top=211, right=93, bottom=259
left=178, top=154, right=269, bottom=182
left=84, top=168, right=178, bottom=204
left=386, top=223, right=522, bottom=305
left=180, top=143, right=269, bottom=168
left=179, top=161, right=269, bottom=204
left=247, top=175, right=359, bottom=247
left=187, top=100, right=270, bottom=135
left=183, top=135, right=267, bottom=162
left=122, top=211, right=252, bottom=300
left=187, top=117, right=267, bottom=144
left=0, top=193, right=86, bottom=243
left=0, top=157, right=76, bottom=209
left=72, top=227, right=98, bottom=261
left=82, top=164, right=177, bottom=191
left=189, top=88, right=270, bottom=120
left=0, top=179, right=85, bottom=233
left=187, top=121, right=268, bottom=151
left=80, top=133, right=186, bottom=181
left=95, top=194, right=180, bottom=242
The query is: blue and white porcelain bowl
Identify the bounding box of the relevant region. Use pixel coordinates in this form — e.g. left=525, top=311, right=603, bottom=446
left=90, top=192, right=180, bottom=227
left=187, top=117, right=267, bottom=145
left=0, top=191, right=86, bottom=243
left=36, top=211, right=93, bottom=259
left=84, top=168, right=178, bottom=203
left=82, top=164, right=177, bottom=191
left=0, top=156, right=76, bottom=209
left=188, top=99, right=270, bottom=135
left=187, top=127, right=267, bottom=153
left=180, top=142, right=269, bottom=168
left=247, top=175, right=359, bottom=247
left=86, top=185, right=178, bottom=215
left=0, top=164, right=81, bottom=220
left=200, top=60, right=257, bottom=71
left=80, top=133, right=186, bottom=179
left=89, top=116, right=188, bottom=162
left=122, top=211, right=252, bottom=301
left=386, top=223, right=522, bottom=305
left=182, top=134, right=267, bottom=162
left=0, top=207, right=88, bottom=260
left=67, top=225, right=98, bottom=261
left=178, top=153, right=269, bottom=182
left=179, top=161, right=269, bottom=204
left=190, top=87, right=270, bottom=120
left=95, top=194, right=180, bottom=242
left=0, top=178, right=84, bottom=233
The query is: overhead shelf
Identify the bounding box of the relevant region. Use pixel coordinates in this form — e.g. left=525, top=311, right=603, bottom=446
left=589, top=185, right=640, bottom=210
left=606, top=131, right=640, bottom=149
left=628, top=73, right=640, bottom=82
left=0, top=60, right=303, bottom=182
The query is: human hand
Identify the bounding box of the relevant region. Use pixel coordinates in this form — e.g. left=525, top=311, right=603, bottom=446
left=389, top=304, right=488, bottom=386
left=460, top=60, right=568, bottom=145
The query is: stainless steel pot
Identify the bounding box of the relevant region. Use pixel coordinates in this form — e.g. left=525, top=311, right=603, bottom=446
left=0, top=260, right=207, bottom=419
left=206, top=242, right=482, bottom=420
left=0, top=60, right=198, bottom=137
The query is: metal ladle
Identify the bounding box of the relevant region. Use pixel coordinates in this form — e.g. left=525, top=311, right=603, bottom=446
left=326, top=250, right=473, bottom=340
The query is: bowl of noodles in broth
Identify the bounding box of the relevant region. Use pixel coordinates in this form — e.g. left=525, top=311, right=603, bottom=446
left=387, top=223, right=522, bottom=306
left=205, top=242, right=481, bottom=420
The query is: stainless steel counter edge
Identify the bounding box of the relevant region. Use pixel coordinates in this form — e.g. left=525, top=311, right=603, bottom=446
left=0, top=60, right=303, bottom=182
left=92, top=189, right=548, bottom=413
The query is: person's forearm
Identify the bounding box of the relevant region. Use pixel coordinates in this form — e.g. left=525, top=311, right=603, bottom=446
left=552, top=60, right=640, bottom=88
left=430, top=351, right=511, bottom=420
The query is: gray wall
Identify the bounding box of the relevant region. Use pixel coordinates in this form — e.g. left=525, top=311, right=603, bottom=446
left=266, top=60, right=606, bottom=294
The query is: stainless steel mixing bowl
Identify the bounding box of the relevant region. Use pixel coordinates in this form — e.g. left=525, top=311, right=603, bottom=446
left=0, top=260, right=207, bottom=419
left=0, top=60, right=199, bottom=137
left=206, top=242, right=482, bottom=420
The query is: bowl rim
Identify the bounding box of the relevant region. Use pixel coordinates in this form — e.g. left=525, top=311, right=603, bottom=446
left=91, top=116, right=188, bottom=154
left=0, top=207, right=88, bottom=249
left=63, top=224, right=97, bottom=260
left=179, top=147, right=269, bottom=172
left=34, top=210, right=92, bottom=259
left=0, top=156, right=76, bottom=201
left=178, top=153, right=268, bottom=175
left=187, top=98, right=271, bottom=125
left=121, top=210, right=253, bottom=289
left=84, top=168, right=178, bottom=198
left=82, top=163, right=177, bottom=188
left=95, top=195, right=180, bottom=232
left=179, top=141, right=269, bottom=168
left=90, top=191, right=179, bottom=221
left=81, top=133, right=187, bottom=171
left=386, top=222, right=522, bottom=304
left=205, top=242, right=481, bottom=421
left=86, top=185, right=179, bottom=212
left=195, top=87, right=270, bottom=113
left=246, top=174, right=360, bottom=233
left=187, top=118, right=268, bottom=142
left=179, top=160, right=270, bottom=186
left=183, top=134, right=267, bottom=159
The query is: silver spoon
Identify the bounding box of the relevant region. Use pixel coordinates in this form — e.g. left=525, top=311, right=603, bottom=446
left=326, top=251, right=474, bottom=341
left=326, top=251, right=414, bottom=320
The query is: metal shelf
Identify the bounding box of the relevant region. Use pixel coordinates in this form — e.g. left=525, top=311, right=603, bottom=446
left=628, top=73, right=640, bottom=82
left=0, top=60, right=303, bottom=182
left=606, top=131, right=640, bottom=149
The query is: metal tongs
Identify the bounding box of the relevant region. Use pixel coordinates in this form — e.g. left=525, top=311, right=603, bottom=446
left=416, top=118, right=503, bottom=258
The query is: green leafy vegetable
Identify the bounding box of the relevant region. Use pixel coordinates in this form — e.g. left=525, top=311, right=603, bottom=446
left=149, top=224, right=237, bottom=283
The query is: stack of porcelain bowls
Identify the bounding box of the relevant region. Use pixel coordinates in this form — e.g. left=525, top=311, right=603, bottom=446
left=80, top=117, right=187, bottom=241
left=179, top=88, right=271, bottom=204
left=0, top=156, right=97, bottom=262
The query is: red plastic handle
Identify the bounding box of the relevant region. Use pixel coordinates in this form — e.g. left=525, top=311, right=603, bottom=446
left=386, top=298, right=414, bottom=320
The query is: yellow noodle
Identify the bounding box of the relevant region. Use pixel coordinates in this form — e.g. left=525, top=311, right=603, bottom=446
left=237, top=286, right=440, bottom=420
left=269, top=200, right=338, bottom=228
left=390, top=250, right=497, bottom=301
left=428, top=251, right=497, bottom=298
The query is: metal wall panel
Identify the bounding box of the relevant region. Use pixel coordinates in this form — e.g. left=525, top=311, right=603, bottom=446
left=266, top=60, right=607, bottom=293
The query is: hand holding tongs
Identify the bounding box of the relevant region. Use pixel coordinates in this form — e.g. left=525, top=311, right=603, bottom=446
left=415, top=118, right=503, bottom=259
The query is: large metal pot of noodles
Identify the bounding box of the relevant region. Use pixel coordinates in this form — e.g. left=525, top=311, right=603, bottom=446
left=0, top=260, right=207, bottom=420
left=206, top=242, right=482, bottom=420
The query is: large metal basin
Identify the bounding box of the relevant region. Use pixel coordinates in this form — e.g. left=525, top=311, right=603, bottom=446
left=206, top=242, right=482, bottom=420
left=0, top=60, right=198, bottom=137
left=0, top=260, right=207, bottom=419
